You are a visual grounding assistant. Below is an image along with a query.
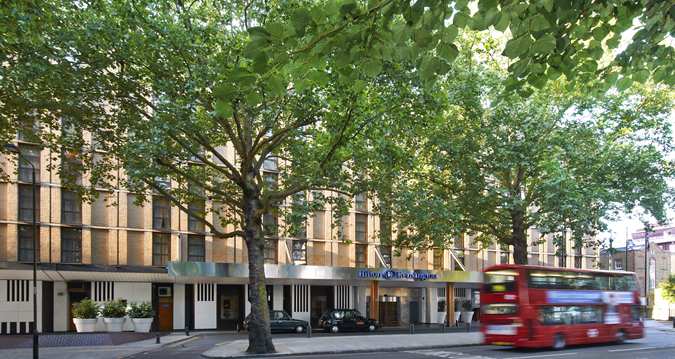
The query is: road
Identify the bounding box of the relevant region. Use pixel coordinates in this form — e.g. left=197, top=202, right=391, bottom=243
left=126, top=326, right=675, bottom=359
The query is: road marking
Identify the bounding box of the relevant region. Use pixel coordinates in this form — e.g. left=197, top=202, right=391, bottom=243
left=505, top=353, right=578, bottom=359
left=608, top=346, right=658, bottom=352
left=404, top=349, right=496, bottom=358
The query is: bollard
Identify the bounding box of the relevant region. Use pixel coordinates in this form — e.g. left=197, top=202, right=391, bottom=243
left=156, top=333, right=161, bottom=344
left=409, top=322, right=415, bottom=334
left=672, top=317, right=675, bottom=328
left=307, top=323, right=312, bottom=338
left=441, top=323, right=445, bottom=333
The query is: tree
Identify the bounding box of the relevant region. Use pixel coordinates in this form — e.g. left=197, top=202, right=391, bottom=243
left=660, top=275, right=675, bottom=304
left=0, top=1, right=437, bottom=353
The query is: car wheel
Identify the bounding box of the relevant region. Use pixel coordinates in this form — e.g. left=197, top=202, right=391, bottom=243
left=331, top=325, right=339, bottom=333
left=368, top=324, right=376, bottom=332
left=296, top=325, right=304, bottom=333
left=615, top=330, right=626, bottom=343
left=552, top=334, right=566, bottom=350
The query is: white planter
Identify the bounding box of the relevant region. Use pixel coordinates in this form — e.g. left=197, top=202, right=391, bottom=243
left=73, top=318, right=98, bottom=333
left=103, top=317, right=125, bottom=332
left=132, top=318, right=153, bottom=333
left=462, top=311, right=474, bottom=324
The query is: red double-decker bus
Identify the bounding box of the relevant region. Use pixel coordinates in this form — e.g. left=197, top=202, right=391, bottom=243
left=480, top=264, right=644, bottom=349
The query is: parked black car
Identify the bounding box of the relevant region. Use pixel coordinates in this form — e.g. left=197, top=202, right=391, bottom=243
left=318, top=309, right=379, bottom=333
left=244, top=310, right=308, bottom=333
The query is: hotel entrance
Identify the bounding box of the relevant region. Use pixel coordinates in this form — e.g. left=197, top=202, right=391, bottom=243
left=310, top=285, right=334, bottom=326
left=378, top=295, right=399, bottom=326
left=217, top=285, right=244, bottom=330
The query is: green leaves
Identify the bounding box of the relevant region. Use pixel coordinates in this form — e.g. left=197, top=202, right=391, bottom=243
left=503, top=34, right=532, bottom=58
left=529, top=14, right=551, bottom=32
left=437, top=43, right=459, bottom=63
left=532, top=34, right=556, bottom=54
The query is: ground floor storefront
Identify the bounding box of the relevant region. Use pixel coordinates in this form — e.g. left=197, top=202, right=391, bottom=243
left=0, top=262, right=482, bottom=334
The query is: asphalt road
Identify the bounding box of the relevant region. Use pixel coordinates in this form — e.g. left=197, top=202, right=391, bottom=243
left=126, top=327, right=675, bottom=359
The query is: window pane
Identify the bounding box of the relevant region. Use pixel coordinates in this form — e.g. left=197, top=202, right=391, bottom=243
left=264, top=239, right=278, bottom=264
left=313, top=211, right=325, bottom=239
left=379, top=245, right=392, bottom=268
left=292, top=240, right=307, bottom=265
left=18, top=146, right=40, bottom=182
left=152, top=233, right=171, bottom=266
left=61, top=190, right=81, bottom=224
left=18, top=225, right=37, bottom=262
left=18, top=184, right=39, bottom=222
left=354, top=193, right=367, bottom=211
left=187, top=235, right=205, bottom=262
left=152, top=196, right=171, bottom=230
left=263, top=157, right=278, bottom=171
left=188, top=200, right=205, bottom=232
left=61, top=228, right=82, bottom=263
left=355, top=214, right=367, bottom=242
left=356, top=244, right=367, bottom=268
left=433, top=249, right=443, bottom=270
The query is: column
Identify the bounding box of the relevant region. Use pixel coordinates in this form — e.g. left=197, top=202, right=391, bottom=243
left=446, top=282, right=454, bottom=326
left=369, top=281, right=379, bottom=321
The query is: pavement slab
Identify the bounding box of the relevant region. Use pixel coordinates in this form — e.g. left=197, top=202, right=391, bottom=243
left=201, top=332, right=484, bottom=358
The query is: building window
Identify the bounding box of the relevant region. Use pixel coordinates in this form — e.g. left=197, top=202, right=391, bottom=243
left=152, top=196, right=171, bottom=230
left=18, top=184, right=39, bottom=222
left=454, top=249, right=465, bottom=270
left=187, top=200, right=205, bottom=232
left=379, top=245, right=392, bottom=268
left=263, top=156, right=278, bottom=171
left=18, top=145, right=40, bottom=183
left=356, top=244, right=367, bottom=268
left=312, top=211, right=325, bottom=239
left=187, top=235, right=205, bottom=262
left=152, top=232, right=171, bottom=266
left=262, top=212, right=278, bottom=237
left=433, top=249, right=444, bottom=270
left=61, top=228, right=82, bottom=263
left=17, top=119, right=40, bottom=142
left=500, top=244, right=509, bottom=264
left=264, top=239, right=278, bottom=264
left=355, top=193, right=367, bottom=212
left=61, top=190, right=81, bottom=224
left=574, top=255, right=583, bottom=269
left=18, top=225, right=37, bottom=262
left=355, top=214, right=367, bottom=242
left=292, top=240, right=307, bottom=265
left=614, top=259, right=623, bottom=270
left=263, top=172, right=278, bottom=190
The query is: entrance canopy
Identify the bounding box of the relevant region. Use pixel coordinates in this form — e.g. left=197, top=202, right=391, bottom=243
left=167, top=262, right=483, bottom=287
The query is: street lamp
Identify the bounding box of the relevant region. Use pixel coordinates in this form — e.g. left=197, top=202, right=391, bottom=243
left=4, top=143, right=39, bottom=359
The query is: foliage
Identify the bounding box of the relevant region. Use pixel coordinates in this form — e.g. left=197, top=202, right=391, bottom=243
left=100, top=300, right=128, bottom=318
left=461, top=299, right=473, bottom=312
left=128, top=302, right=154, bottom=319
left=660, top=275, right=675, bottom=303
left=72, top=298, right=99, bottom=319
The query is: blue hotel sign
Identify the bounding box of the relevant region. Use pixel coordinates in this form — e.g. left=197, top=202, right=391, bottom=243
left=357, top=269, right=438, bottom=281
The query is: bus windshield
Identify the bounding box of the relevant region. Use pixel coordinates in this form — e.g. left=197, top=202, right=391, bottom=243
left=484, top=270, right=518, bottom=292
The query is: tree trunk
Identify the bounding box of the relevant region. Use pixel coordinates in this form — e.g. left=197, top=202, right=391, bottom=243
left=243, top=192, right=275, bottom=354
left=510, top=208, right=528, bottom=264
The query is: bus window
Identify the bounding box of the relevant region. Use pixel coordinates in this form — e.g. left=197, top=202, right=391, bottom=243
left=611, top=275, right=638, bottom=291
left=484, top=270, right=518, bottom=292
left=482, top=303, right=518, bottom=315
left=540, top=306, right=601, bottom=325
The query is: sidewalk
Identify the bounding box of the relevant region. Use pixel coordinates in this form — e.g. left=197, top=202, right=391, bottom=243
left=0, top=333, right=192, bottom=359
left=202, top=332, right=484, bottom=358
left=645, top=319, right=675, bottom=332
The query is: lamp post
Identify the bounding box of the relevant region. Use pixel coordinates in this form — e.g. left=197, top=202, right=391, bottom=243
left=4, top=143, right=39, bottom=359
left=644, top=229, right=649, bottom=307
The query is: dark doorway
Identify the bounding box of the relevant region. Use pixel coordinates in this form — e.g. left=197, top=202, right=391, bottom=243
left=283, top=285, right=292, bottom=315
left=409, top=300, right=420, bottom=324
left=67, top=281, right=91, bottom=331
left=266, top=285, right=273, bottom=312
left=379, top=297, right=399, bottom=326
left=310, top=285, right=334, bottom=326
left=217, top=285, right=244, bottom=330
left=42, top=281, right=54, bottom=333
left=185, top=284, right=195, bottom=330
left=152, top=283, right=173, bottom=332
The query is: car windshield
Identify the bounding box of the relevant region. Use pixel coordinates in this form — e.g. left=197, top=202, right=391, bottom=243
left=273, top=311, right=285, bottom=320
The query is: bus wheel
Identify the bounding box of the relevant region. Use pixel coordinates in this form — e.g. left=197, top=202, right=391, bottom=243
left=615, top=330, right=626, bottom=344
left=552, top=334, right=566, bottom=350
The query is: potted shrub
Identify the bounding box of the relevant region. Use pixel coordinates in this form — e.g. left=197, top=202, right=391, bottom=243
left=101, top=299, right=127, bottom=332
left=72, top=298, right=99, bottom=332
left=453, top=299, right=463, bottom=326
left=128, top=302, right=154, bottom=332
left=461, top=299, right=474, bottom=324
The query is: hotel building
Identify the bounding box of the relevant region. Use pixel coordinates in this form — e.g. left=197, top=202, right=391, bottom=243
left=0, top=132, right=600, bottom=334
